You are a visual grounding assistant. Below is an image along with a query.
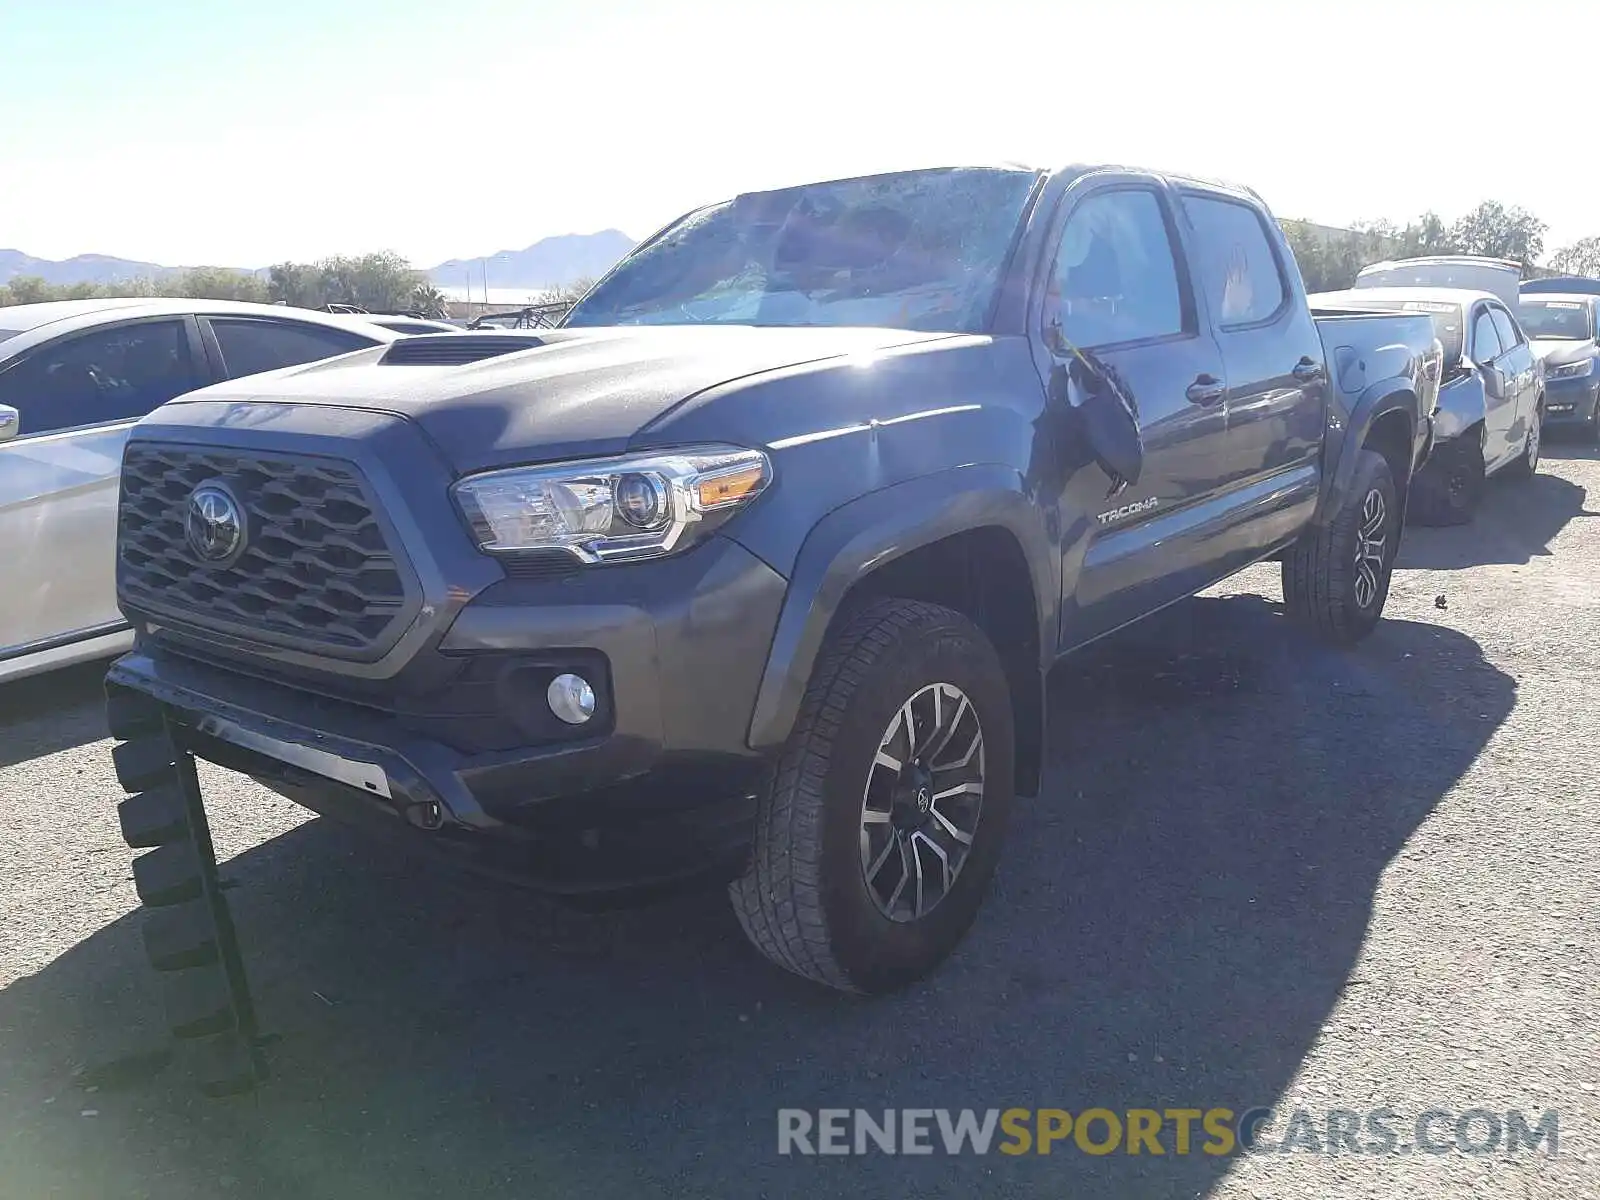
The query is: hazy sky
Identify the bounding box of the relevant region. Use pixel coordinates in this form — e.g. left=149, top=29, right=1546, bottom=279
left=4, top=0, right=1596, bottom=268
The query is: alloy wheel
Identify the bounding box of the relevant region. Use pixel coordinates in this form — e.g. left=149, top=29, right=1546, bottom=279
left=1352, top=487, right=1388, bottom=610
left=860, top=682, right=985, bottom=923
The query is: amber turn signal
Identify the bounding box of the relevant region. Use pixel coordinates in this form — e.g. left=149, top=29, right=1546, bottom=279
left=695, top=464, right=767, bottom=510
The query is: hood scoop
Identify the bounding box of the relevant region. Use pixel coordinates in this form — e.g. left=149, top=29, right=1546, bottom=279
left=379, top=333, right=545, bottom=366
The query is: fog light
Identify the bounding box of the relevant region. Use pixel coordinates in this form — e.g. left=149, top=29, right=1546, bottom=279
left=547, top=673, right=596, bottom=725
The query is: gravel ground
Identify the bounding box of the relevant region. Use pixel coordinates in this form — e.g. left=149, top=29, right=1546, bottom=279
left=1, top=443, right=1596, bottom=1200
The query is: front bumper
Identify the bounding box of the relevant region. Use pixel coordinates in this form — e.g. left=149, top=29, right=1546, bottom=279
left=108, top=535, right=789, bottom=894
left=1541, top=375, right=1600, bottom=426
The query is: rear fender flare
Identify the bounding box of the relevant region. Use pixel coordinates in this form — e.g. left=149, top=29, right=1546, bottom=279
left=1315, top=380, right=1418, bottom=526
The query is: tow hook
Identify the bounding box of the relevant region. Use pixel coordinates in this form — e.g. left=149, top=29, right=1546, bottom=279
left=406, top=800, right=445, bottom=831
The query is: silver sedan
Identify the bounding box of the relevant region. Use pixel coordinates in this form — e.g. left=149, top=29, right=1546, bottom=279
left=0, top=299, right=402, bottom=682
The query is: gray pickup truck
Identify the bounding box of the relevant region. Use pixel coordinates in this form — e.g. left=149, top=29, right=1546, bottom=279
left=104, top=164, right=1440, bottom=1090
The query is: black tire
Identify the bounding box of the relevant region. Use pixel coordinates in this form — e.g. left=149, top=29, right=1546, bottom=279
left=1502, top=403, right=1542, bottom=479
left=729, top=599, right=1016, bottom=994
left=1588, top=403, right=1600, bottom=444
left=1406, top=435, right=1484, bottom=526
left=1283, top=448, right=1399, bottom=645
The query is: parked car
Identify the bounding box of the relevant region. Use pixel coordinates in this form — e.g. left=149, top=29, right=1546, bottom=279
left=104, top=163, right=1440, bottom=1047
left=1313, top=287, right=1542, bottom=523
left=1356, top=255, right=1523, bottom=308
left=1517, top=293, right=1600, bottom=439
left=346, top=316, right=461, bottom=336
left=1521, top=276, right=1600, bottom=296
left=0, top=299, right=402, bottom=683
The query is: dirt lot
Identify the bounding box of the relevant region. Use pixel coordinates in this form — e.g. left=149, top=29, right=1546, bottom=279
left=2, top=442, right=1597, bottom=1200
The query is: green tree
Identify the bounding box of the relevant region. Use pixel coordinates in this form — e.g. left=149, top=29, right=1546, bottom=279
left=158, top=266, right=269, bottom=302
left=4, top=276, right=56, bottom=305
left=1446, top=201, right=1546, bottom=267
left=407, top=281, right=450, bottom=318
left=314, top=251, right=426, bottom=311
left=266, top=262, right=321, bottom=307
left=1547, top=237, right=1600, bottom=279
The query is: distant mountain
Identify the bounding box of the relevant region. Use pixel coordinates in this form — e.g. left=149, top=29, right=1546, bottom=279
left=0, top=229, right=638, bottom=292
left=0, top=249, right=185, bottom=287
left=427, top=230, right=637, bottom=291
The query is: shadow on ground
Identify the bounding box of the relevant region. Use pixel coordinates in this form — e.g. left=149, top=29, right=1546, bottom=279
left=0, top=595, right=1513, bottom=1200
left=1399, top=469, right=1597, bottom=569
left=0, top=658, right=114, bottom=770
left=1540, top=430, right=1600, bottom=462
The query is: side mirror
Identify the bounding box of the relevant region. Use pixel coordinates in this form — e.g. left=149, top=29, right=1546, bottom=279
left=0, top=404, right=18, bottom=443
left=1048, top=353, right=1143, bottom=493
left=1476, top=360, right=1504, bottom=396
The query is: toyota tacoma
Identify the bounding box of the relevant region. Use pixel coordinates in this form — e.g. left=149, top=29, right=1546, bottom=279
left=103, top=165, right=1441, bottom=1088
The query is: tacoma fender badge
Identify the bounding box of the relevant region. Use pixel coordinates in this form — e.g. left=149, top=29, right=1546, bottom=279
left=1096, top=496, right=1160, bottom=525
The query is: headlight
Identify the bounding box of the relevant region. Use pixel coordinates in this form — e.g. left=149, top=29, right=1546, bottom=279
left=1545, top=358, right=1595, bottom=380
left=452, top=445, right=771, bottom=563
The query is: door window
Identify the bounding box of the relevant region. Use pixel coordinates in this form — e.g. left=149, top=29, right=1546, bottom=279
left=1047, top=188, right=1187, bottom=350
left=1489, top=305, right=1523, bottom=350
left=1180, top=194, right=1288, bottom=326
left=1471, top=308, right=1503, bottom=364
left=209, top=319, right=373, bottom=378
left=0, top=320, right=198, bottom=437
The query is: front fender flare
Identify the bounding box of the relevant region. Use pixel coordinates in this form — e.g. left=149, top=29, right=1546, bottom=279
left=744, top=464, right=1057, bottom=753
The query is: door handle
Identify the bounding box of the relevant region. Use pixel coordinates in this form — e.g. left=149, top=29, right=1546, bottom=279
left=1186, top=374, right=1226, bottom=406
left=1292, top=356, right=1324, bottom=382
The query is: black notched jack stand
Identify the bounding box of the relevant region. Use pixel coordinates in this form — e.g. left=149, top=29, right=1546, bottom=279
left=107, top=684, right=268, bottom=1097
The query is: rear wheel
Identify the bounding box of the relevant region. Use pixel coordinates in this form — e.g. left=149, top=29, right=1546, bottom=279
left=1283, top=448, right=1398, bottom=645
left=1407, top=434, right=1484, bottom=526
left=729, top=599, right=1015, bottom=994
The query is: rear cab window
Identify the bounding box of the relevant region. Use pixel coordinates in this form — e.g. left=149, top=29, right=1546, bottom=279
left=1179, top=193, right=1288, bottom=326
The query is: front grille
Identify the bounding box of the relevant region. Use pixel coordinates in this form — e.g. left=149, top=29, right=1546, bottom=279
left=119, top=445, right=413, bottom=655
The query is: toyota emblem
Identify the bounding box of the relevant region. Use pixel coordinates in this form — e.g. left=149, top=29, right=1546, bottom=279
left=185, top=483, right=246, bottom=564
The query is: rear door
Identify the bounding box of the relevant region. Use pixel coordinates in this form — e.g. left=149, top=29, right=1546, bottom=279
left=0, top=317, right=209, bottom=658
left=1469, top=303, right=1512, bottom=463
left=199, top=316, right=380, bottom=379
left=1488, top=302, right=1538, bottom=464
left=1038, top=175, right=1231, bottom=647
left=1176, top=188, right=1326, bottom=542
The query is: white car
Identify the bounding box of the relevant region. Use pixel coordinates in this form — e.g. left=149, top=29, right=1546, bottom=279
left=0, top=299, right=402, bottom=682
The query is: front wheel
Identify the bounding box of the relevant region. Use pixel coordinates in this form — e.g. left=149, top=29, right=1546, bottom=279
left=1282, top=448, right=1399, bottom=645
left=1503, top=403, right=1542, bottom=479
left=729, top=599, right=1016, bottom=994
left=1407, top=435, right=1484, bottom=525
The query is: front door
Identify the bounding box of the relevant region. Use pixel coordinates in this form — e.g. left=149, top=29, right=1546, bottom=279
left=0, top=317, right=206, bottom=657
left=1488, top=302, right=1538, bottom=465
left=1469, top=303, right=1513, bottom=465
left=1038, top=178, right=1231, bottom=649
